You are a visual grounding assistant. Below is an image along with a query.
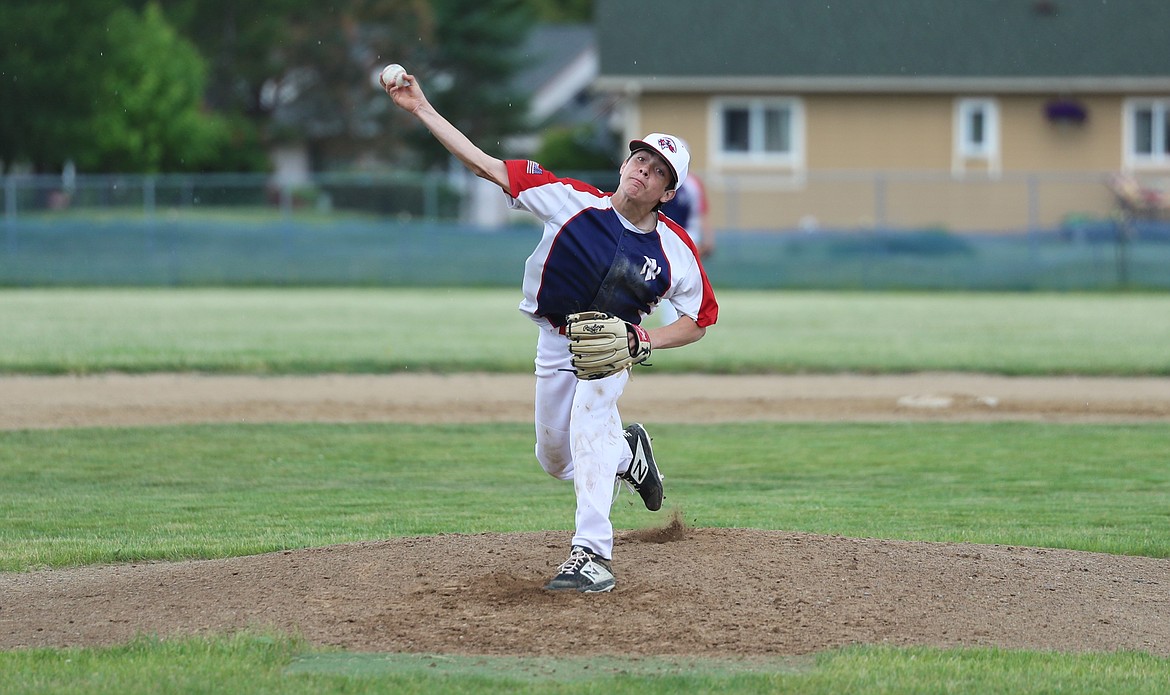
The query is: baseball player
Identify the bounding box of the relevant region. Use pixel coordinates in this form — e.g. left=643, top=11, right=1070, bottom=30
left=385, top=70, right=718, bottom=593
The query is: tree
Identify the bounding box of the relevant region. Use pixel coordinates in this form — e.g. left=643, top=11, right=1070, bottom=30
left=83, top=3, right=246, bottom=172
left=252, top=0, right=535, bottom=171
left=261, top=0, right=433, bottom=168
left=156, top=0, right=302, bottom=116
left=0, top=0, right=121, bottom=172
left=534, top=126, right=619, bottom=172
left=0, top=1, right=259, bottom=173
left=523, top=0, right=591, bottom=22
left=403, top=0, right=536, bottom=169
left=1, top=0, right=545, bottom=173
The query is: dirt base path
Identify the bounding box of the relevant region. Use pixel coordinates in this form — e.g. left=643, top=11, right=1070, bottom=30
left=2, top=373, right=1169, bottom=657
left=3, top=372, right=1170, bottom=429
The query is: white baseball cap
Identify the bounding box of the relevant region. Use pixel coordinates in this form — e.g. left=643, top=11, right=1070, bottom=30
left=628, top=133, right=689, bottom=190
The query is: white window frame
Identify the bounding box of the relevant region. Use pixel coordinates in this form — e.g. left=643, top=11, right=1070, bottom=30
left=1123, top=98, right=1170, bottom=170
left=954, top=98, right=999, bottom=160
left=710, top=97, right=804, bottom=168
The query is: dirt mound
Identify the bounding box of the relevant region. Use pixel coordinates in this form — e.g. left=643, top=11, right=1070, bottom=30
left=3, top=522, right=1168, bottom=656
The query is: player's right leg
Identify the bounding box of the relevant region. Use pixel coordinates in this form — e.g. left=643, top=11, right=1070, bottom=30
left=566, top=369, right=628, bottom=561
left=533, top=327, right=576, bottom=480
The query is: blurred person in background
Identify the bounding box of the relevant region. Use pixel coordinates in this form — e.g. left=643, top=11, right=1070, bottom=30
left=657, top=170, right=712, bottom=324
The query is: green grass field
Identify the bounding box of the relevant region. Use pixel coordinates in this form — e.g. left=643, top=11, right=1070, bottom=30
left=1, top=288, right=1169, bottom=375
left=4, top=422, right=1169, bottom=572
left=2, top=288, right=1169, bottom=693
left=4, top=635, right=1169, bottom=694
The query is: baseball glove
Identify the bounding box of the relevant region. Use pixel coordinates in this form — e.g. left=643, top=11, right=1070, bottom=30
left=563, top=311, right=652, bottom=380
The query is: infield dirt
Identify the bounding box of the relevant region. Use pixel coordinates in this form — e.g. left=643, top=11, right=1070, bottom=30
left=2, top=373, right=1169, bottom=656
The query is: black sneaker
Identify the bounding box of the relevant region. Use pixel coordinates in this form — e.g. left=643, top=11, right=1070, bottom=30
left=543, top=546, right=616, bottom=593
left=620, top=423, right=664, bottom=511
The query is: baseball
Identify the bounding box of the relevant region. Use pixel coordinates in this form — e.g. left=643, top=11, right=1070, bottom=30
left=380, top=63, right=409, bottom=88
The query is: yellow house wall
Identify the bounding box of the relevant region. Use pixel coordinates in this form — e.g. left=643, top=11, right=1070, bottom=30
left=634, top=93, right=1128, bottom=232
left=807, top=95, right=954, bottom=170
left=1000, top=95, right=1122, bottom=171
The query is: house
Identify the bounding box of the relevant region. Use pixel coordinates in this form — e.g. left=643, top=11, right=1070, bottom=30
left=592, top=0, right=1170, bottom=232
left=507, top=23, right=602, bottom=153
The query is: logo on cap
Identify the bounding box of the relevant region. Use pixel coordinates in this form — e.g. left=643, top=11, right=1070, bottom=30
left=658, top=137, right=677, bottom=153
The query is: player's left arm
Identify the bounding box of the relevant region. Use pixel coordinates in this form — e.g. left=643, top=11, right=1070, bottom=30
left=645, top=316, right=705, bottom=349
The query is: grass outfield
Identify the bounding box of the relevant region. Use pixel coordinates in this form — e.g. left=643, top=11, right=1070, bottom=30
left=0, top=288, right=1168, bottom=375
left=3, top=634, right=1168, bottom=694
left=3, top=288, right=1169, bottom=692
left=3, top=422, right=1169, bottom=571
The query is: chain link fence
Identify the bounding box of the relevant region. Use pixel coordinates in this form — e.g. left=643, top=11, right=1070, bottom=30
left=3, top=170, right=1169, bottom=289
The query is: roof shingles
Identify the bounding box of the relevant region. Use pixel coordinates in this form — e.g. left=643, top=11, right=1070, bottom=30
left=596, top=0, right=1170, bottom=79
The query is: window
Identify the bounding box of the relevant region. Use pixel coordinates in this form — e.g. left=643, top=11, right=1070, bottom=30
left=1126, top=99, right=1170, bottom=167
left=714, top=98, right=801, bottom=164
left=955, top=98, right=998, bottom=159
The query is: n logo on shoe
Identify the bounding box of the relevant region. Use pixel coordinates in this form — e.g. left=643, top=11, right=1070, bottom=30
left=581, top=561, right=609, bottom=583
left=628, top=439, right=649, bottom=484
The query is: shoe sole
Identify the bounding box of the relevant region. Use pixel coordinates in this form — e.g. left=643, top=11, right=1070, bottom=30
left=543, top=580, right=615, bottom=593
left=580, top=580, right=615, bottom=593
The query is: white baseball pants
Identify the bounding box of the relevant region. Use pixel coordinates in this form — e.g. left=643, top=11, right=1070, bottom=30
left=533, top=325, right=633, bottom=560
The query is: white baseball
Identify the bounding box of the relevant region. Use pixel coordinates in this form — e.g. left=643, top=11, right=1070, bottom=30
left=380, top=63, right=409, bottom=88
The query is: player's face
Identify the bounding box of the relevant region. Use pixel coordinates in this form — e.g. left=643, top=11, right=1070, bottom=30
left=620, top=150, right=675, bottom=205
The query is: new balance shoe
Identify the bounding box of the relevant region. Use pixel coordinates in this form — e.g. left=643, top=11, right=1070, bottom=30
left=543, top=545, right=616, bottom=593
left=620, top=422, right=664, bottom=511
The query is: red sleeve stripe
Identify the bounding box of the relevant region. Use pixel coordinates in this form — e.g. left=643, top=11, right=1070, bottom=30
left=506, top=160, right=605, bottom=200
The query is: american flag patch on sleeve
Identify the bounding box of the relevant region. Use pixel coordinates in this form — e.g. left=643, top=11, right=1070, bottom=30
left=526, top=160, right=543, bottom=175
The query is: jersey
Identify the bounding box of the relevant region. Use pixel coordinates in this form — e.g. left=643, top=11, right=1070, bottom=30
left=504, top=159, right=718, bottom=329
